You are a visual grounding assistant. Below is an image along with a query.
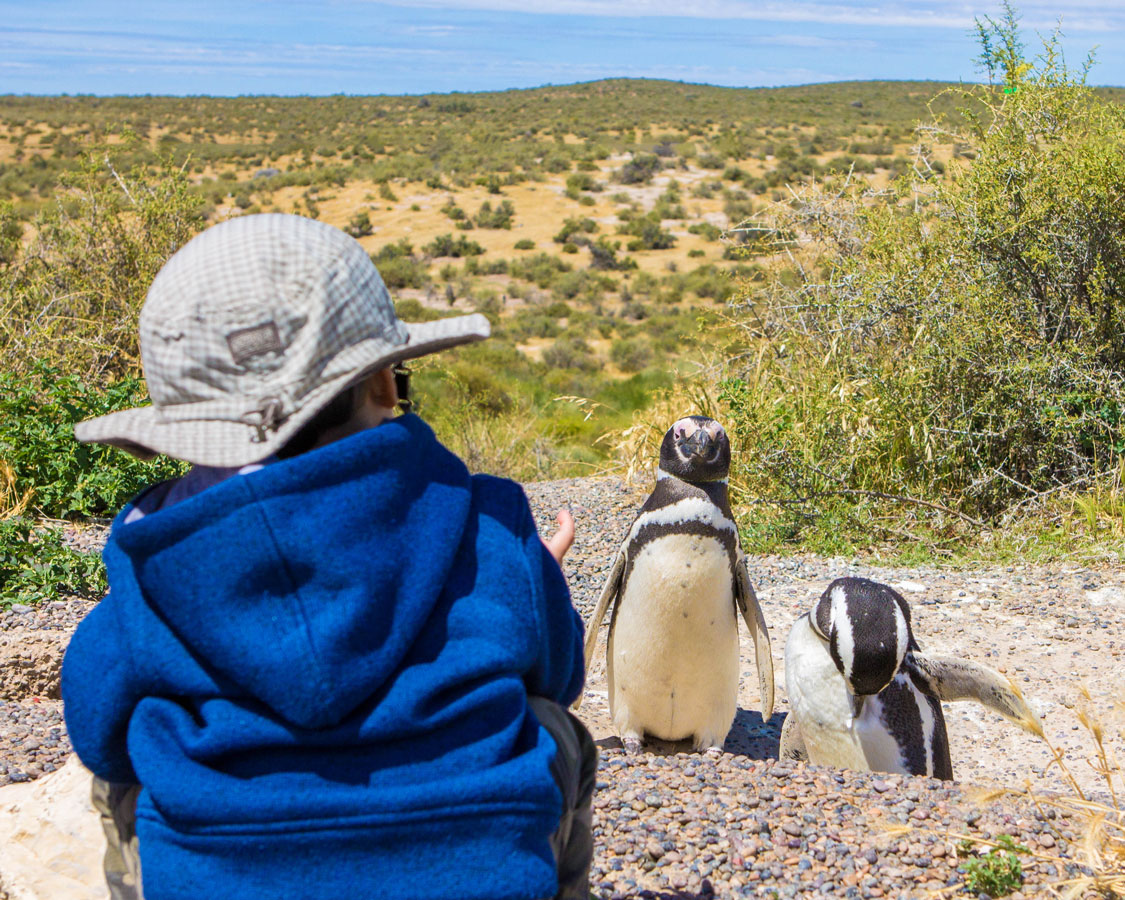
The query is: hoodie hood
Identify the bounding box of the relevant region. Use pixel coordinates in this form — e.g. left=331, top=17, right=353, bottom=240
left=106, top=414, right=472, bottom=729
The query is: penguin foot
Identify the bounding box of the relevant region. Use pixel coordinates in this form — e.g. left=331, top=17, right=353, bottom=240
left=623, top=736, right=643, bottom=755
left=703, top=746, right=723, bottom=760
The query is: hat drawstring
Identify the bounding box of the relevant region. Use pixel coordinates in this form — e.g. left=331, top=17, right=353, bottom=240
left=244, top=397, right=285, bottom=443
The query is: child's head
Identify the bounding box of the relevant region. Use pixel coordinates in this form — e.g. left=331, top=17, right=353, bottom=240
left=75, top=214, right=489, bottom=466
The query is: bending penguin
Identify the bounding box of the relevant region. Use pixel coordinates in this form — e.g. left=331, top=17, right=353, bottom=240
left=781, top=576, right=1042, bottom=779
left=579, top=415, right=774, bottom=754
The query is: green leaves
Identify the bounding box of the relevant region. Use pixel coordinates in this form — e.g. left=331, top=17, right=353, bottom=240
left=960, top=835, right=1027, bottom=897
left=0, top=364, right=186, bottom=520
left=0, top=518, right=106, bottom=608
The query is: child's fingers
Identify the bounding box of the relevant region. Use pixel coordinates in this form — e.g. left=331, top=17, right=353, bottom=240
left=544, top=509, right=575, bottom=564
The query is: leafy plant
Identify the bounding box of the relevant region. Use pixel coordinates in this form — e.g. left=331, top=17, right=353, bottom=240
left=0, top=144, right=205, bottom=380
left=554, top=216, right=598, bottom=244
left=373, top=239, right=430, bottom=290
left=0, top=364, right=186, bottom=519
left=344, top=209, right=372, bottom=237
left=619, top=212, right=676, bottom=251
left=617, top=153, right=661, bottom=185
left=961, top=835, right=1027, bottom=897
left=0, top=518, right=107, bottom=608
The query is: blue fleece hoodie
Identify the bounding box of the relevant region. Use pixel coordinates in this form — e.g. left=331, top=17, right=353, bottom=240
left=62, top=414, right=585, bottom=900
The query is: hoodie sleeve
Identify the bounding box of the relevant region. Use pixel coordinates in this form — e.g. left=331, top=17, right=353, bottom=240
left=61, top=596, right=141, bottom=783
left=518, top=496, right=585, bottom=707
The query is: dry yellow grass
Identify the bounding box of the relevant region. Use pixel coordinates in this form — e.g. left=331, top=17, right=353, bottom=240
left=0, top=460, right=32, bottom=519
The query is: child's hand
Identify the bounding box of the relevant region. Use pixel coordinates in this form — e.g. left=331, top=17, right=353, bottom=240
left=544, top=509, right=575, bottom=565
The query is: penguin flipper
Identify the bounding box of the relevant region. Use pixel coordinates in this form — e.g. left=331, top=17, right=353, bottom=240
left=573, top=548, right=625, bottom=710
left=779, top=713, right=808, bottom=762
left=906, top=653, right=1044, bottom=738
left=735, top=555, right=775, bottom=720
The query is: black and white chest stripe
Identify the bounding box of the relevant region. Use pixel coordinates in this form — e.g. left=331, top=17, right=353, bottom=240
left=620, top=471, right=738, bottom=583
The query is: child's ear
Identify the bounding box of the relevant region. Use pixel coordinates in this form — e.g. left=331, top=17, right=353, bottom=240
left=366, top=367, right=399, bottom=410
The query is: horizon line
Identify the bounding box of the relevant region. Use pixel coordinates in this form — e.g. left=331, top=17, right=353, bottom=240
left=4, top=75, right=1124, bottom=101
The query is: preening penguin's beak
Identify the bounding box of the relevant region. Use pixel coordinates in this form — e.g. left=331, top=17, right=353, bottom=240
left=679, top=429, right=716, bottom=461
left=848, top=692, right=865, bottom=723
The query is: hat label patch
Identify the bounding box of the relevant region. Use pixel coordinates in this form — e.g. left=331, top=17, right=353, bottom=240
left=227, top=321, right=283, bottom=365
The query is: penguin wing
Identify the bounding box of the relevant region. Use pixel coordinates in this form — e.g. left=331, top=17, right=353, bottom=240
left=735, top=555, right=775, bottom=720
left=572, top=547, right=626, bottom=710
left=906, top=653, right=1043, bottom=738
left=778, top=712, right=808, bottom=762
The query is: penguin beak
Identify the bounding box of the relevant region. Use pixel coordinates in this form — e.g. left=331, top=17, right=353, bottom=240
left=680, top=429, right=716, bottom=461
left=849, top=693, right=865, bottom=721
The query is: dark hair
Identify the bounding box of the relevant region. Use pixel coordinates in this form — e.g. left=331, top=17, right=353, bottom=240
left=276, top=384, right=360, bottom=459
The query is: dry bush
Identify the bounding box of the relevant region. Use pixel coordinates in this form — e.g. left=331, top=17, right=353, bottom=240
left=717, top=17, right=1125, bottom=553
left=0, top=145, right=204, bottom=381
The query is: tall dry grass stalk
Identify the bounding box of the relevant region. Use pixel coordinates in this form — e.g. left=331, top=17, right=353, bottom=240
left=0, top=460, right=31, bottom=518
left=606, top=379, right=720, bottom=485
left=898, top=687, right=1124, bottom=898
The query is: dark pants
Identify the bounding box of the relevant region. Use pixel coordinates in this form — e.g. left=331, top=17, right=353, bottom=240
left=529, top=697, right=598, bottom=900
left=91, top=699, right=597, bottom=900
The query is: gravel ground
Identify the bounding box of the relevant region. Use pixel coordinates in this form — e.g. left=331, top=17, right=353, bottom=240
left=2, top=474, right=1121, bottom=897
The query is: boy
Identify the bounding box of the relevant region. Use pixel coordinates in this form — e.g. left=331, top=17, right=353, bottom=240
left=62, top=213, right=596, bottom=900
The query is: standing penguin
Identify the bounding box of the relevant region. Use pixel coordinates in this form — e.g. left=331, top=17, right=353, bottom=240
left=579, top=415, right=774, bottom=754
left=782, top=576, right=1042, bottom=779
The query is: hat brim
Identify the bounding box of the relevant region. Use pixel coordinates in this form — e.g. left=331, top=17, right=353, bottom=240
left=74, top=313, right=490, bottom=468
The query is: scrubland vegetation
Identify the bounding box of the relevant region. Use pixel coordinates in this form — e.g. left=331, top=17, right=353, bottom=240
left=5, top=4, right=1125, bottom=608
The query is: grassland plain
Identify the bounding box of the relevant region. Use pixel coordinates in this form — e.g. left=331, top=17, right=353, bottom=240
left=0, top=79, right=1013, bottom=494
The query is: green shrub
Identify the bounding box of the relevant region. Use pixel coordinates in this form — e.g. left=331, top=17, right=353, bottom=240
left=619, top=212, right=676, bottom=251
left=610, top=338, right=653, bottom=372
left=961, top=835, right=1027, bottom=898
left=688, top=222, right=722, bottom=241
left=514, top=238, right=536, bottom=250
left=345, top=209, right=373, bottom=237
left=423, top=233, right=486, bottom=258
left=554, top=216, right=598, bottom=244
left=509, top=252, right=572, bottom=288
left=374, top=238, right=431, bottom=289
left=441, top=200, right=470, bottom=224
left=723, top=12, right=1125, bottom=544
left=542, top=337, right=598, bottom=371
left=616, top=153, right=661, bottom=185
left=588, top=237, right=637, bottom=271
left=473, top=199, right=515, bottom=229
left=0, top=518, right=107, bottom=607
left=565, top=172, right=603, bottom=198
left=0, top=365, right=187, bottom=519
left=1, top=147, right=204, bottom=380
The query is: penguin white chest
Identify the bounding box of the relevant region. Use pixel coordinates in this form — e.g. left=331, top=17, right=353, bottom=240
left=608, top=533, right=739, bottom=746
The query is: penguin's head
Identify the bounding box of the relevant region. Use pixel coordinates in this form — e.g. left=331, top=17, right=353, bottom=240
left=811, top=577, right=913, bottom=714
left=659, top=416, right=730, bottom=483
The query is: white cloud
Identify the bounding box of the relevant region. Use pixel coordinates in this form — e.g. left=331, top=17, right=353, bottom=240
left=377, top=0, right=1125, bottom=31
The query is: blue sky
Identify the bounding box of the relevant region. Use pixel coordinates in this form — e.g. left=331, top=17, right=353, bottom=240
left=1, top=1, right=1121, bottom=96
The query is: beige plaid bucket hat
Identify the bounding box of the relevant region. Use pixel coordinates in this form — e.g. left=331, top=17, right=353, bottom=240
left=75, top=213, right=489, bottom=467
